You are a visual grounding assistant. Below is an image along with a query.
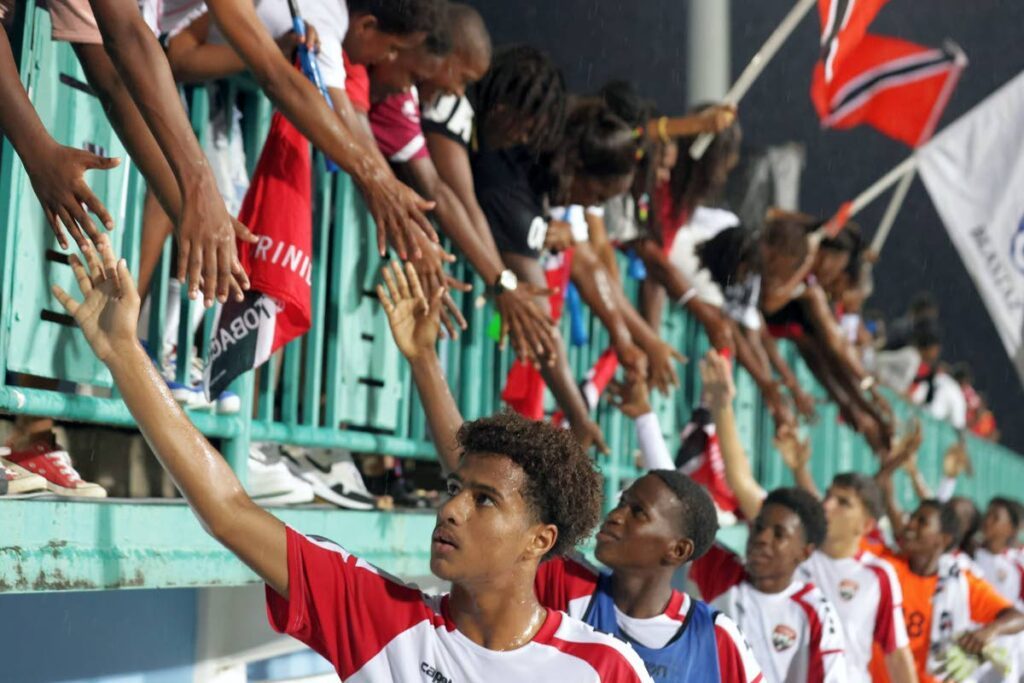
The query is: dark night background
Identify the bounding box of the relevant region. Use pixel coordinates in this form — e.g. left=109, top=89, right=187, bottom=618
left=470, top=0, right=1024, bottom=451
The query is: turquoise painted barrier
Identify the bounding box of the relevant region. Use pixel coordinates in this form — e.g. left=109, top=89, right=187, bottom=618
left=0, top=5, right=1021, bottom=593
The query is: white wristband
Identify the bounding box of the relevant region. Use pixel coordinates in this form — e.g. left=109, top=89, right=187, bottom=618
left=678, top=287, right=699, bottom=308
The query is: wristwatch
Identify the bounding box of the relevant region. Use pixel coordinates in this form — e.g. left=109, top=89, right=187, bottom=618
left=491, top=269, right=519, bottom=295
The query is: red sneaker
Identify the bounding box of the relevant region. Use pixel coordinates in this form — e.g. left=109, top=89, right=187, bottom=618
left=4, top=440, right=107, bottom=498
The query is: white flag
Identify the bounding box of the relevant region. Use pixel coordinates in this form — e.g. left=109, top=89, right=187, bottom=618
left=918, top=71, right=1024, bottom=385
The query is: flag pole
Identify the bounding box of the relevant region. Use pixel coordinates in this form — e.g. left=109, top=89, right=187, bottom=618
left=870, top=166, right=916, bottom=255
left=849, top=155, right=917, bottom=216
left=690, top=0, right=818, bottom=160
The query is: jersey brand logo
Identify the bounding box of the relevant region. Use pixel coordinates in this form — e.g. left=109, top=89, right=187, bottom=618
left=772, top=624, right=797, bottom=651
left=839, top=578, right=859, bottom=601
left=421, top=661, right=452, bottom=683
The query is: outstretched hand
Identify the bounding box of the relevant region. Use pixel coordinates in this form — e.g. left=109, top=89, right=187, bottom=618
left=26, top=143, right=121, bottom=273
left=699, top=350, right=735, bottom=412
left=51, top=241, right=141, bottom=364
left=775, top=429, right=811, bottom=472
left=607, top=376, right=652, bottom=420
left=377, top=261, right=442, bottom=362
left=943, top=440, right=973, bottom=479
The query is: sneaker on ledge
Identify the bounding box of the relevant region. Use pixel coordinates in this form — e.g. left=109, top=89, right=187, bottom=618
left=247, top=443, right=314, bottom=506
left=0, top=453, right=48, bottom=496
left=279, top=446, right=376, bottom=511
left=4, top=439, right=107, bottom=498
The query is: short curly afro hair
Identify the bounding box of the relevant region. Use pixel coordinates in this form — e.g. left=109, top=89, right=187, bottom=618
left=764, top=487, right=827, bottom=547
left=456, top=411, right=603, bottom=558
left=647, top=470, right=719, bottom=561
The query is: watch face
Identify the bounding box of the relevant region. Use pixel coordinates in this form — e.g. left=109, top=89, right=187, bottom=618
left=499, top=270, right=518, bottom=292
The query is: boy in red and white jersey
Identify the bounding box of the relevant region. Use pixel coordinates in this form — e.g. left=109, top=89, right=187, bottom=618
left=55, top=255, right=652, bottom=683
left=707, top=347, right=918, bottom=683
left=690, top=491, right=848, bottom=683
left=974, top=497, right=1024, bottom=607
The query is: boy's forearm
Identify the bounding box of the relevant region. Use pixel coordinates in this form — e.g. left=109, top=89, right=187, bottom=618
left=105, top=341, right=288, bottom=593
left=711, top=403, right=766, bottom=520
left=408, top=353, right=464, bottom=475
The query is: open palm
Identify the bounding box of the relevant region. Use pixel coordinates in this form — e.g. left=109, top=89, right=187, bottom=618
left=377, top=262, right=441, bottom=361
left=51, top=243, right=141, bottom=364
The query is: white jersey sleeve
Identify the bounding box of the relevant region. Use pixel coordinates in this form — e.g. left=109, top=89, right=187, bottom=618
left=713, top=613, right=765, bottom=683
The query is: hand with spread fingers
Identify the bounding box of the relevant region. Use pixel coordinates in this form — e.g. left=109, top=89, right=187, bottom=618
left=360, top=171, right=438, bottom=260
left=641, top=338, right=686, bottom=396
left=26, top=143, right=122, bottom=273
left=775, top=429, right=811, bottom=472
left=405, top=235, right=468, bottom=340
left=607, top=377, right=652, bottom=420
left=376, top=261, right=440, bottom=363
left=495, top=285, right=557, bottom=367
left=176, top=184, right=256, bottom=308
left=700, top=350, right=736, bottom=412
left=50, top=242, right=141, bottom=364
left=574, top=418, right=610, bottom=456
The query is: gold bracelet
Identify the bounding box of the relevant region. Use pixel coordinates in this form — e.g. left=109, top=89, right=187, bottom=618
left=657, top=116, right=670, bottom=144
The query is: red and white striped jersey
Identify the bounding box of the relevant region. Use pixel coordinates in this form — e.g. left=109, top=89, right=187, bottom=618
left=266, top=528, right=653, bottom=682
left=798, top=549, right=909, bottom=682
left=691, top=545, right=848, bottom=683
left=973, top=547, right=1024, bottom=608
left=535, top=555, right=764, bottom=682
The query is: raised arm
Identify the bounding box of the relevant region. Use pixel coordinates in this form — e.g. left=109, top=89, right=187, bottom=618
left=201, top=0, right=435, bottom=259
left=608, top=377, right=675, bottom=471
left=87, top=0, right=256, bottom=305
left=701, top=351, right=766, bottom=521
left=377, top=262, right=464, bottom=474
left=422, top=131, right=558, bottom=364
left=52, top=247, right=287, bottom=595
left=775, top=429, right=820, bottom=499
left=0, top=28, right=118, bottom=268
left=570, top=241, right=646, bottom=379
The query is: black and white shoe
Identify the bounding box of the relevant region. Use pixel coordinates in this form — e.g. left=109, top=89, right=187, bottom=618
left=279, top=446, right=376, bottom=511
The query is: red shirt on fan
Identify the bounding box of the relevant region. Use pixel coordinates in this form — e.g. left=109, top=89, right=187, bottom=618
left=266, top=527, right=653, bottom=682
left=369, top=88, right=429, bottom=163
left=342, top=52, right=370, bottom=113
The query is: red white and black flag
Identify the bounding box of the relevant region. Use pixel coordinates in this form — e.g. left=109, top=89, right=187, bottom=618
left=811, top=34, right=967, bottom=147
left=203, top=111, right=313, bottom=400
left=817, top=0, right=888, bottom=83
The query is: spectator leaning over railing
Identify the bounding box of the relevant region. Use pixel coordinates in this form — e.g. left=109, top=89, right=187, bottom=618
left=382, top=264, right=765, bottom=683
left=51, top=247, right=654, bottom=682
left=0, top=22, right=113, bottom=496
left=692, top=350, right=916, bottom=682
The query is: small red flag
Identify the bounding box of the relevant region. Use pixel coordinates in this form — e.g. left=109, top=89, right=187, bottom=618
left=204, top=111, right=313, bottom=399
left=817, top=0, right=888, bottom=83
left=811, top=34, right=967, bottom=148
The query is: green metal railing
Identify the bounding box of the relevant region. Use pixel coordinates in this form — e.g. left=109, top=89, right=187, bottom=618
left=1, top=4, right=1022, bottom=593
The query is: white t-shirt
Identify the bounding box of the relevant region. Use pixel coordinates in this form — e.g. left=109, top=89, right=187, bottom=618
left=974, top=548, right=1024, bottom=608
left=798, top=550, right=909, bottom=682
left=691, top=545, right=848, bottom=683
left=267, top=528, right=654, bottom=682
left=911, top=372, right=967, bottom=429
left=141, top=0, right=349, bottom=89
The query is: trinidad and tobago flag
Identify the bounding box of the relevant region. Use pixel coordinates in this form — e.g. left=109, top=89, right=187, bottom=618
left=203, top=110, right=313, bottom=400
left=817, top=0, right=888, bottom=84
left=811, top=34, right=967, bottom=147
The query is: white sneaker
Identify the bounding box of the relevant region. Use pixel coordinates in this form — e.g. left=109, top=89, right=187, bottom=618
left=0, top=455, right=49, bottom=497
left=280, top=446, right=376, bottom=511
left=247, top=444, right=314, bottom=505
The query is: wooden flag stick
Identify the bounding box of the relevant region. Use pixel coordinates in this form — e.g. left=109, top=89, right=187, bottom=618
left=690, top=0, right=818, bottom=160
left=850, top=155, right=918, bottom=216
left=870, top=166, right=917, bottom=254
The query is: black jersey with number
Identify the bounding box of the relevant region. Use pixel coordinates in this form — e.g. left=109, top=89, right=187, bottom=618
left=472, top=146, right=548, bottom=258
